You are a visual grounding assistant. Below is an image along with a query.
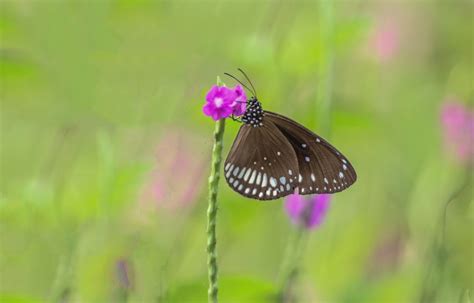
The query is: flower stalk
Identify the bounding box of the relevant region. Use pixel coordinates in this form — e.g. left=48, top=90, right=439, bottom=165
left=277, top=227, right=307, bottom=302
left=206, top=77, right=227, bottom=303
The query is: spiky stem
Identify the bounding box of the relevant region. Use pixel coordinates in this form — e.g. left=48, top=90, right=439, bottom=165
left=206, top=77, right=226, bottom=303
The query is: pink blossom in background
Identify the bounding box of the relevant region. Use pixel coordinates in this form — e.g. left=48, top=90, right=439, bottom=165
left=116, top=258, right=133, bottom=290
left=440, top=100, right=474, bottom=164
left=140, top=130, right=207, bottom=213
left=366, top=232, right=404, bottom=278
left=285, top=194, right=331, bottom=230
left=371, top=21, right=400, bottom=62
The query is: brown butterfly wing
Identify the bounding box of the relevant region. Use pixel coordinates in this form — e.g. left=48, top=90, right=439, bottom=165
left=224, top=117, right=299, bottom=200
left=265, top=111, right=357, bottom=194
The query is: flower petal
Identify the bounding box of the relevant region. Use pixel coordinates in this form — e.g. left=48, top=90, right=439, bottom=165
left=205, top=85, right=220, bottom=102
left=231, top=85, right=248, bottom=116
left=202, top=102, right=215, bottom=116
left=284, top=194, right=305, bottom=224
left=306, top=194, right=331, bottom=229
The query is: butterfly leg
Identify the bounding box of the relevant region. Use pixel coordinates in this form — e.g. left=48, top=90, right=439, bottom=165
left=231, top=115, right=242, bottom=123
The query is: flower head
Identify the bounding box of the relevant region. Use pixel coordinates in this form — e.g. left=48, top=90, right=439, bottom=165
left=285, top=194, right=331, bottom=230
left=231, top=85, right=247, bottom=116
left=139, top=129, right=206, bottom=215
left=116, top=258, right=133, bottom=290
left=371, top=21, right=400, bottom=63
left=441, top=100, right=474, bottom=164
left=202, top=84, right=247, bottom=120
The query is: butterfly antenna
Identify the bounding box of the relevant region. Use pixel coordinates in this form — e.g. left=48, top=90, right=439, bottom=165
left=237, top=68, right=258, bottom=98
left=223, top=72, right=255, bottom=96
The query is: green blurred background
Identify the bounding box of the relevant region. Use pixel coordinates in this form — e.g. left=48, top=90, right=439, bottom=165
left=1, top=1, right=472, bottom=302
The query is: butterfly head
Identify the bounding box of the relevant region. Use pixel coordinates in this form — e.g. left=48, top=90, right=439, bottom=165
left=241, top=97, right=264, bottom=128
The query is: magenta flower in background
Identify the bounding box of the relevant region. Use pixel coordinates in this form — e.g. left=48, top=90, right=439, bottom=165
left=202, top=85, right=247, bottom=120
left=441, top=100, right=474, bottom=164
left=139, top=130, right=207, bottom=216
left=285, top=194, right=331, bottom=229
left=371, top=21, right=400, bottom=62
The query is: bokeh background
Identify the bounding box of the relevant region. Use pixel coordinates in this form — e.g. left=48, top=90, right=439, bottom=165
left=1, top=1, right=473, bottom=302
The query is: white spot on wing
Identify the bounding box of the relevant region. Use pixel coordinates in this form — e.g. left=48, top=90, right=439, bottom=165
left=298, top=174, right=303, bottom=183
left=256, top=173, right=262, bottom=185
left=258, top=192, right=264, bottom=198
left=252, top=188, right=257, bottom=195
left=305, top=156, right=310, bottom=162
left=311, top=174, right=316, bottom=182
left=270, top=177, right=277, bottom=188
left=244, top=169, right=252, bottom=181
left=249, top=170, right=257, bottom=184
left=280, top=177, right=286, bottom=185
left=245, top=188, right=250, bottom=194
left=324, top=177, right=329, bottom=184
left=277, top=152, right=281, bottom=156
left=316, top=138, right=321, bottom=142
left=301, top=144, right=307, bottom=148
left=238, top=168, right=246, bottom=179
left=232, top=167, right=239, bottom=177
left=342, top=159, right=347, bottom=164
left=339, top=172, right=344, bottom=178
left=343, top=164, right=347, bottom=171
left=288, top=170, right=293, bottom=175
left=225, top=165, right=233, bottom=178
left=225, top=163, right=231, bottom=171
left=262, top=174, right=268, bottom=187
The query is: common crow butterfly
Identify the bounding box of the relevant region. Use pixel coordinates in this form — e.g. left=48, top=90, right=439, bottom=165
left=223, top=69, right=357, bottom=200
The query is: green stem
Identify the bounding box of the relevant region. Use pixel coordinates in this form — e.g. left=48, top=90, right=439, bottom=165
left=277, top=1, right=335, bottom=300
left=277, top=227, right=308, bottom=302
left=419, top=169, right=471, bottom=303
left=206, top=116, right=226, bottom=303
left=316, top=0, right=334, bottom=137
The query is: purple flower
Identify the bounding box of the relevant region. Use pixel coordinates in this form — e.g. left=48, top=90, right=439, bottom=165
left=231, top=85, right=247, bottom=116
left=285, top=194, right=331, bottom=229
left=202, top=84, right=247, bottom=120
left=440, top=100, right=474, bottom=164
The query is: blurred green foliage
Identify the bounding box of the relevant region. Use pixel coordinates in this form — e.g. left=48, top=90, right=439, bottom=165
left=0, top=1, right=472, bottom=302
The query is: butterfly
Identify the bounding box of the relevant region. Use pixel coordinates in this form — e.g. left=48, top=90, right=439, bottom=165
left=223, top=69, right=357, bottom=200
